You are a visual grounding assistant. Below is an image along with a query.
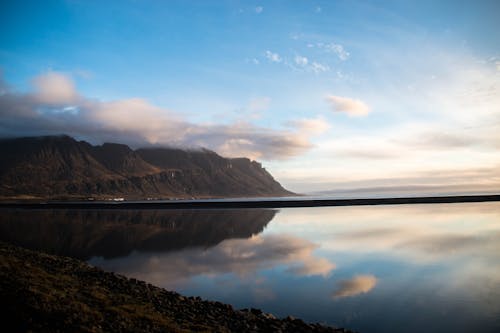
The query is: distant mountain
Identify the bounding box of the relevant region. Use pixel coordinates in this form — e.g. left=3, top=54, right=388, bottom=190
left=0, top=135, right=294, bottom=199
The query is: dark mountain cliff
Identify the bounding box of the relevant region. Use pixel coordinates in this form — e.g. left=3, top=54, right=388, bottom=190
left=0, top=135, right=294, bottom=199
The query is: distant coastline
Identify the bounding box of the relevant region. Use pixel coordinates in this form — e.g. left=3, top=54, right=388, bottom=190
left=1, top=194, right=499, bottom=209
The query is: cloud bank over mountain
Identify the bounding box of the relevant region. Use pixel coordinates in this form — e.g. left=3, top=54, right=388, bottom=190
left=0, top=72, right=324, bottom=160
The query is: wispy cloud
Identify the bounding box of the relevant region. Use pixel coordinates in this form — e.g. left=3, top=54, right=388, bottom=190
left=255, top=6, right=263, bottom=14
left=322, top=43, right=350, bottom=61
left=294, top=55, right=308, bottom=66
left=288, top=55, right=329, bottom=73
left=265, top=50, right=282, bottom=63
left=287, top=116, right=330, bottom=135
left=332, top=275, right=377, bottom=299
left=310, top=62, right=330, bottom=73
left=327, top=95, right=371, bottom=116
left=0, top=72, right=318, bottom=160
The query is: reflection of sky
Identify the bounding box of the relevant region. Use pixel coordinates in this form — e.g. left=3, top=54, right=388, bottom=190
left=90, top=202, right=500, bottom=333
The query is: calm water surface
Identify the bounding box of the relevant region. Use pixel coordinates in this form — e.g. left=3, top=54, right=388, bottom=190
left=1, top=202, right=499, bottom=332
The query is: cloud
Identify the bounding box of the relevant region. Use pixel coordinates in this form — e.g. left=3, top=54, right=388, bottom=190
left=311, top=42, right=350, bottom=61
left=0, top=72, right=316, bottom=160
left=334, top=148, right=398, bottom=160
left=294, top=55, right=308, bottom=66
left=311, top=62, right=330, bottom=73
left=323, top=43, right=350, bottom=61
left=32, top=71, right=79, bottom=105
left=255, top=6, right=263, bottom=14
left=288, top=117, right=330, bottom=135
left=265, top=50, right=282, bottom=63
left=327, top=95, right=371, bottom=116
left=332, top=275, right=377, bottom=299
left=405, top=131, right=480, bottom=149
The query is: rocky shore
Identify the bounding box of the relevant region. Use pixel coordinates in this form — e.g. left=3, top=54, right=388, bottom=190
left=0, top=242, right=353, bottom=332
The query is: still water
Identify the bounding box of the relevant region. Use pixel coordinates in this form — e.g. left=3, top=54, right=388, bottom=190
left=1, top=202, right=499, bottom=332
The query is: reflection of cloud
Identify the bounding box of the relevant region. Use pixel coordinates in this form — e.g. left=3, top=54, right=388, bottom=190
left=333, top=227, right=500, bottom=261
left=396, top=232, right=500, bottom=255
left=327, top=95, right=370, bottom=116
left=288, top=257, right=335, bottom=277
left=91, top=234, right=335, bottom=288
left=285, top=202, right=500, bottom=265
left=0, top=72, right=316, bottom=160
left=333, top=275, right=377, bottom=299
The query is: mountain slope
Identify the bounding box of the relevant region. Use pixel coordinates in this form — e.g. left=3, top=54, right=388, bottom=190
left=0, top=135, right=294, bottom=199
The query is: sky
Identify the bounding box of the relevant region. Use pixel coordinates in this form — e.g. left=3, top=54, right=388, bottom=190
left=1, top=0, right=499, bottom=194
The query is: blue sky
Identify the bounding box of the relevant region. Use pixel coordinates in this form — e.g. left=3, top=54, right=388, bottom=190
left=1, top=0, right=499, bottom=193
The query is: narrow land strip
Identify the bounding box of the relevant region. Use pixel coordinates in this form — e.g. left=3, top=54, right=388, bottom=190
left=1, top=194, right=499, bottom=210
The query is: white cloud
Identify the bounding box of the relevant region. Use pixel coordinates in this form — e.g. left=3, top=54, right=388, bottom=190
left=265, top=50, right=282, bottom=63
left=325, top=43, right=349, bottom=61
left=294, top=55, right=308, bottom=66
left=332, top=275, right=377, bottom=299
left=315, top=6, right=322, bottom=13
left=0, top=72, right=318, bottom=161
left=255, top=6, right=263, bottom=14
left=32, top=71, right=79, bottom=105
left=314, top=42, right=350, bottom=61
left=311, top=62, right=330, bottom=73
left=327, top=95, right=370, bottom=116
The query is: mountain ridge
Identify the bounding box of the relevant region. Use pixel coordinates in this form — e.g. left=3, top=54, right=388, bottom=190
left=0, top=135, right=294, bottom=200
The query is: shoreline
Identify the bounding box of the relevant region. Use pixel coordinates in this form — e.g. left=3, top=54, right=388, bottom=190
left=0, top=242, right=353, bottom=332
left=1, top=194, right=499, bottom=210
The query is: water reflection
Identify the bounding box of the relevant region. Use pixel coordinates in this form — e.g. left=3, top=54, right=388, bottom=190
left=333, top=275, right=378, bottom=299
left=90, top=233, right=335, bottom=287
left=0, top=202, right=499, bottom=332
left=0, top=208, right=277, bottom=259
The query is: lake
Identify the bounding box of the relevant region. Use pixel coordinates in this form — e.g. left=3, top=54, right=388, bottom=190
left=1, top=202, right=499, bottom=332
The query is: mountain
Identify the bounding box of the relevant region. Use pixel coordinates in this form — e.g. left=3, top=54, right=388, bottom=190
left=0, top=135, right=294, bottom=199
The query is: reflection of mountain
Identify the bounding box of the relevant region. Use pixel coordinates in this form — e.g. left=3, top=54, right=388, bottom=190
left=0, top=209, right=277, bottom=260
